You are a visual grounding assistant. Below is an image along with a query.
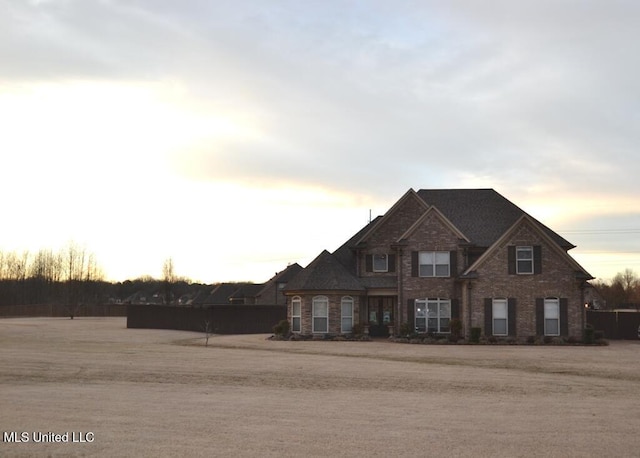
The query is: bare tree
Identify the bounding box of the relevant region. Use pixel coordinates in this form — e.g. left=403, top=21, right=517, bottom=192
left=162, top=257, right=175, bottom=305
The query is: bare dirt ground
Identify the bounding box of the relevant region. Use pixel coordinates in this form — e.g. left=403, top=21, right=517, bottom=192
left=1, top=318, right=640, bottom=457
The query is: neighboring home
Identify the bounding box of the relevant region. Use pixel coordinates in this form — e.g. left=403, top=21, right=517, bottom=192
left=284, top=188, right=594, bottom=339
left=195, top=264, right=302, bottom=306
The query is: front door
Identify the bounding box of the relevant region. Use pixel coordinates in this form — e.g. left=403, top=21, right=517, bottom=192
left=368, top=297, right=395, bottom=337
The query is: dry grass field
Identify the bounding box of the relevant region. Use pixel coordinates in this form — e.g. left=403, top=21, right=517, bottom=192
left=1, top=317, right=640, bottom=457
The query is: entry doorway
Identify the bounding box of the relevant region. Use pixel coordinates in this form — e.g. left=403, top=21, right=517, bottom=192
left=367, top=296, right=395, bottom=337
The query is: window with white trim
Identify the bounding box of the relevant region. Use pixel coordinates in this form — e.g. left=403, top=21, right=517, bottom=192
left=341, top=296, right=353, bottom=333
left=373, top=254, right=388, bottom=272
left=492, top=299, right=508, bottom=336
left=516, top=246, right=534, bottom=274
left=312, top=296, right=329, bottom=333
left=419, top=252, right=450, bottom=277
left=291, top=296, right=301, bottom=333
left=544, top=297, right=560, bottom=336
left=415, top=298, right=451, bottom=333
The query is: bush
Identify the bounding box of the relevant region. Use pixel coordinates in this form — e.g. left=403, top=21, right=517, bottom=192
left=470, top=327, right=481, bottom=343
left=584, top=326, right=595, bottom=344
left=450, top=318, right=462, bottom=340
left=399, top=322, right=412, bottom=337
left=272, top=320, right=290, bottom=337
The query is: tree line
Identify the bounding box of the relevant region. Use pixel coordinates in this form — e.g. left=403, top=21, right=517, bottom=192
left=592, top=268, right=640, bottom=309
left=0, top=244, right=209, bottom=313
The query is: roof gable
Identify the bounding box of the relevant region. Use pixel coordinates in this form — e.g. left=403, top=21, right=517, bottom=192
left=284, top=250, right=365, bottom=292
left=398, top=205, right=470, bottom=243
left=463, top=214, right=592, bottom=278
left=355, top=189, right=428, bottom=246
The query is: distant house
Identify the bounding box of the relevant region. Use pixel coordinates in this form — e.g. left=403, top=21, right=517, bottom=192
left=284, top=188, right=594, bottom=339
left=196, top=264, right=302, bottom=306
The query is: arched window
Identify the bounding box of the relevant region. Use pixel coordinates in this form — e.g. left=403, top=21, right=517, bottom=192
left=544, top=297, right=560, bottom=336
left=341, top=296, right=353, bottom=333
left=312, top=296, right=329, bottom=333
left=291, top=296, right=301, bottom=333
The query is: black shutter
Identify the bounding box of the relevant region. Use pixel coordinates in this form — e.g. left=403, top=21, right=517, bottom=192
left=449, top=250, right=457, bottom=277
left=560, top=298, right=569, bottom=336
left=533, top=245, right=542, bottom=274
left=508, top=246, right=516, bottom=275
left=484, top=298, right=492, bottom=336
left=536, top=298, right=545, bottom=336
left=388, top=254, right=396, bottom=273
left=451, top=299, right=460, bottom=320
left=407, top=299, right=415, bottom=332
left=411, top=251, right=419, bottom=277
left=365, top=255, right=373, bottom=273
left=508, top=298, right=517, bottom=336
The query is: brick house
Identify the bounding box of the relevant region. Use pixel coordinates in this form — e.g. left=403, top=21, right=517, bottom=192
left=283, top=188, right=594, bottom=339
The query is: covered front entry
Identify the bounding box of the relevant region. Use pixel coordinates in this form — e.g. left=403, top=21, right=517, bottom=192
left=367, top=296, right=396, bottom=337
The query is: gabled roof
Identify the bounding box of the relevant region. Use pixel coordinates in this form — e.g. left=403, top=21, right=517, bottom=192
left=398, top=205, right=470, bottom=243
left=332, top=216, right=382, bottom=272
left=284, top=250, right=365, bottom=292
left=416, top=189, right=574, bottom=249
left=463, top=214, right=592, bottom=279
left=256, top=263, right=303, bottom=298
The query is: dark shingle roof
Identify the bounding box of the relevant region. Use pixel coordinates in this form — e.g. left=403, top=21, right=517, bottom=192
left=416, top=189, right=574, bottom=249
left=285, top=250, right=365, bottom=292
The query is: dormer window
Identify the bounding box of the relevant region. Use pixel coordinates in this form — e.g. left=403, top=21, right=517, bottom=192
left=373, top=254, right=388, bottom=272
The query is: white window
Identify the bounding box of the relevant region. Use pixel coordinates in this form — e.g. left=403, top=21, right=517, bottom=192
left=544, top=297, right=560, bottom=336
left=291, top=296, right=301, bottom=333
left=415, top=299, right=451, bottom=333
left=419, top=252, right=450, bottom=277
left=373, top=254, right=388, bottom=272
left=516, top=246, right=533, bottom=274
left=341, top=296, right=353, bottom=333
left=312, top=296, right=329, bottom=333
left=492, top=299, right=508, bottom=336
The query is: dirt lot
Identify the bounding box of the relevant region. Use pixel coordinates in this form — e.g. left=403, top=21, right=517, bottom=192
left=1, top=317, right=639, bottom=457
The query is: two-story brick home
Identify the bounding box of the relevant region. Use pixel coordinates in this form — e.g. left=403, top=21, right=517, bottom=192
left=283, top=188, right=593, bottom=339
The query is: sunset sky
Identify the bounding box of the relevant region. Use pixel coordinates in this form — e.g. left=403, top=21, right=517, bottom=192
left=1, top=0, right=639, bottom=283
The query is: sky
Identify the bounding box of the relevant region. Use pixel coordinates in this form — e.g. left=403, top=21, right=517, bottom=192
left=1, top=0, right=639, bottom=283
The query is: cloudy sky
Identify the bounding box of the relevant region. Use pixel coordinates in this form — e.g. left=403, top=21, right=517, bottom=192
left=1, top=0, right=639, bottom=283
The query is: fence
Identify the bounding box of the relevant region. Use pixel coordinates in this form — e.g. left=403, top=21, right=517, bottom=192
left=126, top=304, right=287, bottom=334
left=587, top=310, right=640, bottom=340
left=0, top=303, right=127, bottom=318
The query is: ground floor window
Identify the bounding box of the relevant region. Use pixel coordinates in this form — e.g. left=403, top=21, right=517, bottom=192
left=544, top=297, right=560, bottom=336
left=291, top=296, right=301, bottom=333
left=312, top=296, right=328, bottom=333
left=492, top=299, right=508, bottom=336
left=415, top=298, right=451, bottom=333
left=341, top=296, right=353, bottom=333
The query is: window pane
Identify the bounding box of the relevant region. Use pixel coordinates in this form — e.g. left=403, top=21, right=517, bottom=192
left=292, top=317, right=301, bottom=332
left=427, top=318, right=438, bottom=332
left=419, top=252, right=434, bottom=265
left=493, top=318, right=507, bottom=335
left=545, top=319, right=559, bottom=336
left=341, top=300, right=353, bottom=317
left=435, top=264, right=449, bottom=276
left=493, top=300, right=507, bottom=319
left=415, top=302, right=426, bottom=317
left=292, top=302, right=301, bottom=316
left=435, top=252, right=450, bottom=264
left=420, top=265, right=434, bottom=277
left=373, top=254, right=388, bottom=271
left=313, top=301, right=328, bottom=317
left=341, top=317, right=352, bottom=333
left=544, top=300, right=559, bottom=318
left=439, top=302, right=451, bottom=318
left=415, top=317, right=426, bottom=333
left=427, top=303, right=438, bottom=318
left=313, top=317, right=328, bottom=333
left=517, top=247, right=533, bottom=259
left=517, top=260, right=533, bottom=273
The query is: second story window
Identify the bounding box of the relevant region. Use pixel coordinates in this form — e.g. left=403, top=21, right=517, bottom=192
left=419, top=251, right=450, bottom=277
left=373, top=254, right=388, bottom=272
left=516, top=246, right=533, bottom=274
